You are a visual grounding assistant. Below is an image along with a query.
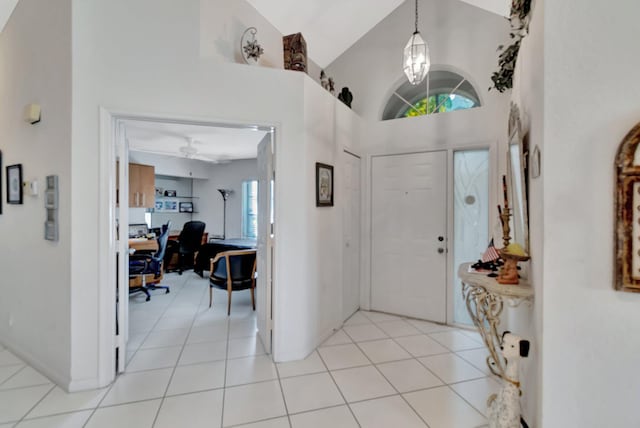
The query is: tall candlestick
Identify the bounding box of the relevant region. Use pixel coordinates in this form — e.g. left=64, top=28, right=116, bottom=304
left=502, top=175, right=509, bottom=208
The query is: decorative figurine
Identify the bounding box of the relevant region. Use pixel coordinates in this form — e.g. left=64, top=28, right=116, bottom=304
left=240, top=27, right=264, bottom=64
left=487, top=332, right=530, bottom=428
left=328, top=77, right=335, bottom=95
left=283, top=33, right=307, bottom=73
left=320, top=70, right=329, bottom=90
left=338, top=87, right=353, bottom=108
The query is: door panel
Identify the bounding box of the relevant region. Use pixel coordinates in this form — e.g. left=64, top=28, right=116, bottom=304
left=371, top=151, right=447, bottom=322
left=256, top=133, right=274, bottom=354
left=342, top=151, right=361, bottom=321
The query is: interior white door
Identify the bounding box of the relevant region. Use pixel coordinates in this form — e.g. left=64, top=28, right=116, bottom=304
left=116, top=123, right=129, bottom=373
left=371, top=151, right=448, bottom=322
left=342, top=151, right=361, bottom=321
left=256, top=132, right=274, bottom=354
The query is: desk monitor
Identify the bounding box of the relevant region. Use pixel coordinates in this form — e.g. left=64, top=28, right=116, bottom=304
left=128, top=223, right=149, bottom=238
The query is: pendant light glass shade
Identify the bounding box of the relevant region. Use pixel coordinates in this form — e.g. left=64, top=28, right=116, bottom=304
left=404, top=31, right=430, bottom=85
left=404, top=0, right=430, bottom=85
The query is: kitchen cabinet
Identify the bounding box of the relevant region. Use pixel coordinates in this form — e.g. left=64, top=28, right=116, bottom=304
left=129, top=163, right=155, bottom=208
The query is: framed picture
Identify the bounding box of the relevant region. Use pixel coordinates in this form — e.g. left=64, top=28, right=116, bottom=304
left=316, top=162, right=334, bottom=207
left=163, top=200, right=178, bottom=212
left=179, top=202, right=193, bottom=213
left=7, top=164, right=22, bottom=204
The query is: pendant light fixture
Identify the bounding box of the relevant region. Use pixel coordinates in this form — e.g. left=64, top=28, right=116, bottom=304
left=403, top=0, right=430, bottom=85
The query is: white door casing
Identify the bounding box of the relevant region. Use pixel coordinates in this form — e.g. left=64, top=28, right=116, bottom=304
left=371, top=151, right=448, bottom=322
left=116, top=123, right=129, bottom=374
left=342, top=151, right=361, bottom=321
left=256, top=132, right=274, bottom=354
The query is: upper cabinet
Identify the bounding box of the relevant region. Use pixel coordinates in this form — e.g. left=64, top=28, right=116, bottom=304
left=129, top=163, right=155, bottom=208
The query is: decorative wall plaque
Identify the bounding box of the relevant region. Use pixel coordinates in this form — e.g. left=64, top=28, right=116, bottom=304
left=283, top=33, right=307, bottom=73
left=615, top=122, right=640, bottom=292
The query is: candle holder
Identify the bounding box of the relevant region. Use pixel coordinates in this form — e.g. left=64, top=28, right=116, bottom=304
left=500, top=206, right=512, bottom=248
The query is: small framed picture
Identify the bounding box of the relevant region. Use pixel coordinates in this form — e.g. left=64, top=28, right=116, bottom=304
left=316, top=162, right=334, bottom=207
left=7, top=164, right=23, bottom=204
left=163, top=200, right=178, bottom=212
left=164, top=190, right=177, bottom=197
left=179, top=202, right=194, bottom=213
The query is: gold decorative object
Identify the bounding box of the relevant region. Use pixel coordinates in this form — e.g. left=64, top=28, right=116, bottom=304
left=497, top=249, right=529, bottom=285
left=615, top=122, right=640, bottom=292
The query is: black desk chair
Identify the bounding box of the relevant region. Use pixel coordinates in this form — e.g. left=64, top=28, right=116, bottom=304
left=166, top=221, right=206, bottom=274
left=129, top=221, right=171, bottom=301
left=209, top=249, right=257, bottom=315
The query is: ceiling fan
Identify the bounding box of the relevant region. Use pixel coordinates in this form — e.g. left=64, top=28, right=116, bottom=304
left=130, top=137, right=232, bottom=164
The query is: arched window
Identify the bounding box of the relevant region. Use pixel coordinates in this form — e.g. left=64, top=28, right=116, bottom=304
left=382, top=70, right=480, bottom=121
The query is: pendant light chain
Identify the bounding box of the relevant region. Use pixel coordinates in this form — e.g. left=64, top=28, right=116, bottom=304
left=415, top=0, right=419, bottom=33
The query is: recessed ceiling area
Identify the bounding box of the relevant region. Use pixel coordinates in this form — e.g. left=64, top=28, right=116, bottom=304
left=247, top=0, right=405, bottom=68
left=124, top=119, right=268, bottom=164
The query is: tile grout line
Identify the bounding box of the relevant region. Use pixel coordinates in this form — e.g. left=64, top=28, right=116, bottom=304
left=315, top=346, right=363, bottom=428
left=272, top=355, right=293, bottom=428
left=346, top=328, right=433, bottom=428
left=151, top=273, right=210, bottom=427
left=86, top=272, right=190, bottom=427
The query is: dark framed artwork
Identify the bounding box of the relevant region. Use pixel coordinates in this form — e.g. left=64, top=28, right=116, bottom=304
left=7, top=164, right=22, bottom=205
left=316, top=162, right=334, bottom=207
left=179, top=202, right=194, bottom=213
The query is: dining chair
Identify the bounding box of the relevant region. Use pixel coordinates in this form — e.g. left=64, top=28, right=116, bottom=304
left=209, top=249, right=257, bottom=315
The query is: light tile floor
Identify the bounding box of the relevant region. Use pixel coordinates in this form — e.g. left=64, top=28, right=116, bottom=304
left=0, top=272, right=500, bottom=427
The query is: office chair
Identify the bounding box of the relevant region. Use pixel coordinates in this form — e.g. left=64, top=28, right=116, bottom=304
left=209, top=249, right=257, bottom=315
left=129, top=221, right=171, bottom=301
left=165, top=221, right=206, bottom=274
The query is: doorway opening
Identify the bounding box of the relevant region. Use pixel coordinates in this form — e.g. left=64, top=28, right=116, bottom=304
left=99, top=111, right=275, bottom=382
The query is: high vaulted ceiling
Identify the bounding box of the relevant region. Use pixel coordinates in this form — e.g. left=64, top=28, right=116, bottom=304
left=247, top=0, right=405, bottom=68
left=247, top=0, right=509, bottom=68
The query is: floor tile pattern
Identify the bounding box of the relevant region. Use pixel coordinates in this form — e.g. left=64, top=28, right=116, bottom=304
left=0, top=272, right=498, bottom=427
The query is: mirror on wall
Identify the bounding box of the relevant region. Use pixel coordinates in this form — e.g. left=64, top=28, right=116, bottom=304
left=508, top=103, right=529, bottom=253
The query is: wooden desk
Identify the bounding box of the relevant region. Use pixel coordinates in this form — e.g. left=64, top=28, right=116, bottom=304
left=129, top=238, right=158, bottom=252
left=128, top=238, right=160, bottom=287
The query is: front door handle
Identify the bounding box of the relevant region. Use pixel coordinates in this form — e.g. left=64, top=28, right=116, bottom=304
left=437, top=248, right=445, bottom=254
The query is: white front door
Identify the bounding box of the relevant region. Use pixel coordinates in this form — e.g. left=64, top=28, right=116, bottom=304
left=342, top=151, right=361, bottom=321
left=371, top=151, right=448, bottom=322
left=256, top=132, right=274, bottom=354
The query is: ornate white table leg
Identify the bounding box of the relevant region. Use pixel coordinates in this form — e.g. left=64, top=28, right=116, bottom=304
left=462, top=281, right=505, bottom=377
left=458, top=263, right=533, bottom=380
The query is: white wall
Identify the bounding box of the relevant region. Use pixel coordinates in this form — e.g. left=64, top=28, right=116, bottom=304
left=193, top=158, right=258, bottom=239
left=509, top=0, right=544, bottom=424
left=541, top=0, right=640, bottom=425
left=325, top=0, right=509, bottom=121
left=0, top=0, right=73, bottom=387
left=68, top=0, right=361, bottom=388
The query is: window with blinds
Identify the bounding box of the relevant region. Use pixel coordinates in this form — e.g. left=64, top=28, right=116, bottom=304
left=242, top=180, right=258, bottom=239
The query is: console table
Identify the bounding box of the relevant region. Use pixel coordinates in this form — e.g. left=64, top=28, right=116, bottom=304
left=458, top=262, right=533, bottom=378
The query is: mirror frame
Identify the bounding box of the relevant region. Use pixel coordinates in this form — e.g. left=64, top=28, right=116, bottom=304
left=507, top=103, right=530, bottom=253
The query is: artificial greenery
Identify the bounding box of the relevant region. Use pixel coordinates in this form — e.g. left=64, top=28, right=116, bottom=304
left=490, top=0, right=533, bottom=92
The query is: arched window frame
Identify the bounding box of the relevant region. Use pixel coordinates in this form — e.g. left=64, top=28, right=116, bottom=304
left=382, top=68, right=481, bottom=121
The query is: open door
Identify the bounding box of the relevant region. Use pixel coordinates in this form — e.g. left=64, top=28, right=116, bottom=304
left=115, top=122, right=130, bottom=373
left=256, top=130, right=274, bottom=354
